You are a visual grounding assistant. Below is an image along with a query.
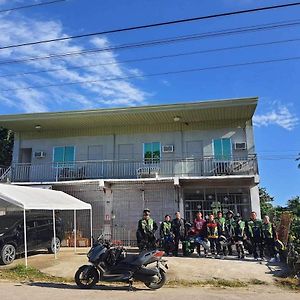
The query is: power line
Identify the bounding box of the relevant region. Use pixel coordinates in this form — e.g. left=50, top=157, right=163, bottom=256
left=0, top=0, right=66, bottom=14
left=1, top=2, right=300, bottom=50
left=1, top=18, right=300, bottom=66
left=1, top=55, right=300, bottom=92
left=1, top=37, right=300, bottom=79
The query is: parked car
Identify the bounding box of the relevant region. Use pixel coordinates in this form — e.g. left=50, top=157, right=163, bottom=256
left=0, top=214, right=64, bottom=265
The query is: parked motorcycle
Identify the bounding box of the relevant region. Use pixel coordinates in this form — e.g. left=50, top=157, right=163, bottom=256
left=75, top=235, right=168, bottom=290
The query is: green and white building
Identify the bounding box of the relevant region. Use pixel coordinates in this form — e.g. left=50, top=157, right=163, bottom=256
left=0, top=97, right=260, bottom=241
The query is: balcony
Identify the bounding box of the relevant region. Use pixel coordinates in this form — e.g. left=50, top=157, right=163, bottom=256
left=7, top=155, right=258, bottom=183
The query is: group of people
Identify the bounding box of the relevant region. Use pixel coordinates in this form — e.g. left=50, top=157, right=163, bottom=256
left=136, top=208, right=281, bottom=262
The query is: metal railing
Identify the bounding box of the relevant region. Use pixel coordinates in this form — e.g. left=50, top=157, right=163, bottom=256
left=8, top=155, right=258, bottom=182
left=0, top=166, right=11, bottom=182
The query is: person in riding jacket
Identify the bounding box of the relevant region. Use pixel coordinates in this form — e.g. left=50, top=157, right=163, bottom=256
left=136, top=209, right=158, bottom=251
left=171, top=212, right=186, bottom=256
left=206, top=213, right=221, bottom=258
left=216, top=211, right=227, bottom=256
left=262, top=215, right=278, bottom=262
left=232, top=213, right=246, bottom=259
left=160, top=214, right=174, bottom=256
left=193, top=211, right=207, bottom=256
left=246, top=211, right=264, bottom=260
left=225, top=210, right=235, bottom=255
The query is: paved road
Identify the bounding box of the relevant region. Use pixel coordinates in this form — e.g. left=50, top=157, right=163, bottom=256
left=0, top=282, right=299, bottom=300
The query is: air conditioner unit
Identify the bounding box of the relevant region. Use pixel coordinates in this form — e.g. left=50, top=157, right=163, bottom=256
left=234, top=142, right=247, bottom=150
left=34, top=151, right=46, bottom=158
left=162, top=145, right=174, bottom=153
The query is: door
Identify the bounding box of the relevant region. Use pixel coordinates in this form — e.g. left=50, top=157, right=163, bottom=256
left=35, top=219, right=52, bottom=249
left=18, top=148, right=32, bottom=181
left=17, top=220, right=37, bottom=252
left=118, top=144, right=134, bottom=177
left=185, top=141, right=203, bottom=176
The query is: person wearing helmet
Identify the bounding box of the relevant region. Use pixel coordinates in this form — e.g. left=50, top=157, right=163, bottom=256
left=206, top=213, right=222, bottom=258
left=232, top=213, right=246, bottom=259
left=262, top=215, right=278, bottom=262
left=171, top=212, right=186, bottom=256
left=160, top=214, right=174, bottom=256
left=246, top=211, right=264, bottom=260
left=193, top=211, right=207, bottom=257
left=225, top=210, right=235, bottom=256
left=136, top=209, right=158, bottom=251
left=216, top=211, right=227, bottom=257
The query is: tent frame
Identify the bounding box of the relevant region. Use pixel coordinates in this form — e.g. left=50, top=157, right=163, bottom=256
left=22, top=207, right=93, bottom=267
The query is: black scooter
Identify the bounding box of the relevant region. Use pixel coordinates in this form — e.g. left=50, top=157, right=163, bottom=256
left=74, top=235, right=168, bottom=290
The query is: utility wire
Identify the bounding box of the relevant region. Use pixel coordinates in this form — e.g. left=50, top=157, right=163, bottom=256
left=1, top=2, right=300, bottom=50
left=0, top=0, right=66, bottom=14
left=1, top=55, right=300, bottom=92
left=1, top=18, right=300, bottom=66
left=1, top=37, right=300, bottom=79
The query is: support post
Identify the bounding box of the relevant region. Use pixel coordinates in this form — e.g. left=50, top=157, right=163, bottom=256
left=52, top=210, right=57, bottom=259
left=90, top=209, right=93, bottom=247
left=74, top=210, right=77, bottom=253
left=23, top=209, right=28, bottom=267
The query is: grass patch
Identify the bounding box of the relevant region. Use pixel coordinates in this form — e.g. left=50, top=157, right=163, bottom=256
left=166, top=278, right=249, bottom=288
left=274, top=277, right=300, bottom=291
left=249, top=278, right=268, bottom=285
left=0, top=264, right=72, bottom=283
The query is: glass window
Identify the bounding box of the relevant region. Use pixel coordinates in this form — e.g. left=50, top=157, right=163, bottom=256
left=213, top=138, right=232, bottom=160
left=143, top=142, right=161, bottom=164
left=53, top=146, right=75, bottom=164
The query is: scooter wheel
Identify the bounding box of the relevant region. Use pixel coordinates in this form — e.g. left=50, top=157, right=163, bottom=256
left=144, top=268, right=167, bottom=290
left=75, top=265, right=99, bottom=289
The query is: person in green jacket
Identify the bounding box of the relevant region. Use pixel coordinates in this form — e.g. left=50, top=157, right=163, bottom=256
left=262, top=215, right=278, bottom=262
left=232, top=213, right=246, bottom=259
left=246, top=211, right=264, bottom=260
left=160, top=214, right=174, bottom=256
left=216, top=211, right=227, bottom=256
left=136, top=209, right=158, bottom=251
left=224, top=210, right=235, bottom=255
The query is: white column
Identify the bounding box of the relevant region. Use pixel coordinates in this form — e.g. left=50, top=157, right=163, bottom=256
left=52, top=210, right=57, bottom=259
left=23, top=209, right=28, bottom=267
left=74, top=210, right=77, bottom=253
left=250, top=185, right=261, bottom=219
left=90, top=209, right=93, bottom=247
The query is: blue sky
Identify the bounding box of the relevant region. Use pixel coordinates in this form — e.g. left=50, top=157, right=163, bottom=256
left=0, top=0, right=299, bottom=205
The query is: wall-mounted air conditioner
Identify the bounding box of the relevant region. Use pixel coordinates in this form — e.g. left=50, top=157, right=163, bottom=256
left=34, top=151, right=46, bottom=158
left=234, top=142, right=247, bottom=150
left=162, top=145, right=174, bottom=153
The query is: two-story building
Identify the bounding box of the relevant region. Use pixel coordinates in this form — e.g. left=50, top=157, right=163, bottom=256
left=0, top=97, right=260, bottom=242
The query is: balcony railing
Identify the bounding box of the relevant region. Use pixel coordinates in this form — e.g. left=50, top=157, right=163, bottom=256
left=8, top=155, right=258, bottom=183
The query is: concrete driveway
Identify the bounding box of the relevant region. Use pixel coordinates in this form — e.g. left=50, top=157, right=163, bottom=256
left=1, top=247, right=284, bottom=283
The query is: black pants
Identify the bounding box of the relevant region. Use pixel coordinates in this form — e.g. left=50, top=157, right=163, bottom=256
left=251, top=238, right=264, bottom=259
left=234, top=237, right=245, bottom=258
left=173, top=235, right=184, bottom=256
left=264, top=238, right=276, bottom=258
left=208, top=238, right=220, bottom=255
left=162, top=235, right=174, bottom=255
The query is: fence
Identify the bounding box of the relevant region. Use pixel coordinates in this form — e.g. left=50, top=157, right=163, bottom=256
left=9, top=155, right=258, bottom=182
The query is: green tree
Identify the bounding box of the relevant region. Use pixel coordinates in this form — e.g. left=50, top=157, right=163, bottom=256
left=259, top=187, right=275, bottom=217
left=287, top=196, right=300, bottom=248
left=0, top=127, right=14, bottom=166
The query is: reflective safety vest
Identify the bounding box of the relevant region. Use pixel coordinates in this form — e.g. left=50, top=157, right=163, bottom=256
left=216, top=217, right=226, bottom=233
left=161, top=221, right=172, bottom=236
left=207, top=221, right=219, bottom=239
left=233, top=220, right=245, bottom=237
left=141, top=218, right=154, bottom=233
left=247, top=219, right=262, bottom=238
left=262, top=222, right=274, bottom=239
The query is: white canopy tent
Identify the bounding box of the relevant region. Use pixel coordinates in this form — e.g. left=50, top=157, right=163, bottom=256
left=0, top=183, right=92, bottom=267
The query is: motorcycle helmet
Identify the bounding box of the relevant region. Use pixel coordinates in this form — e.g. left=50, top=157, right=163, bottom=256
left=200, top=239, right=211, bottom=251
left=218, top=235, right=227, bottom=247
left=195, top=236, right=203, bottom=244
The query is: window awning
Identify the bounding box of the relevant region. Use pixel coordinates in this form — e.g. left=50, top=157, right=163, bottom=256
left=0, top=183, right=91, bottom=210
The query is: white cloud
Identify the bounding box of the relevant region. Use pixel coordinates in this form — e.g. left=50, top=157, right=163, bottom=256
left=0, top=13, right=147, bottom=113
left=253, top=104, right=299, bottom=131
